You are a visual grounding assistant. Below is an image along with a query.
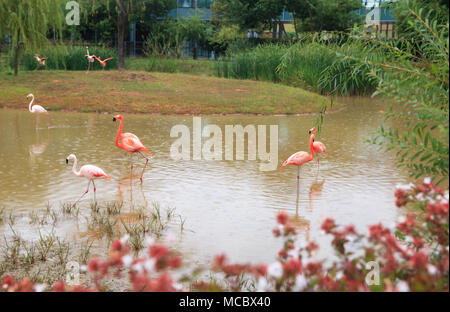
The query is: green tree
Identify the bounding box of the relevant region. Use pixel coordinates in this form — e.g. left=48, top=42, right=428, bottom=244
left=178, top=14, right=212, bottom=59
left=288, top=0, right=362, bottom=33
left=0, top=0, right=65, bottom=76
left=212, top=0, right=285, bottom=30
left=327, top=0, right=449, bottom=182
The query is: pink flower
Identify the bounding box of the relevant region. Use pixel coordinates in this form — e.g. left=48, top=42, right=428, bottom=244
left=321, top=218, right=336, bottom=233
left=52, top=280, right=66, bottom=292
left=283, top=258, right=302, bottom=276
left=277, top=211, right=289, bottom=225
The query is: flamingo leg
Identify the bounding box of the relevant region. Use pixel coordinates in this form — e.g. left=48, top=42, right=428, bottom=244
left=36, top=114, right=39, bottom=129
left=297, top=166, right=301, bottom=202
left=138, top=152, right=149, bottom=184
left=47, top=113, right=50, bottom=129
left=73, top=180, right=91, bottom=207
left=92, top=180, right=97, bottom=203
left=130, top=153, right=134, bottom=180
left=317, top=155, right=320, bottom=173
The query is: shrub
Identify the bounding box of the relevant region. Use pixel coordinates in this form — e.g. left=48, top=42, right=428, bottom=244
left=20, top=44, right=118, bottom=71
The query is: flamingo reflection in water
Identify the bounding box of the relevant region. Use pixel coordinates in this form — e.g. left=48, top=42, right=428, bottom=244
left=29, top=128, right=49, bottom=164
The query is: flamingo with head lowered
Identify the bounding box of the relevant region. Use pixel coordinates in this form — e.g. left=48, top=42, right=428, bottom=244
left=113, top=114, right=152, bottom=184
left=94, top=56, right=113, bottom=70
left=27, top=93, right=49, bottom=129
left=66, top=154, right=111, bottom=207
left=309, top=127, right=327, bottom=171
left=280, top=128, right=316, bottom=198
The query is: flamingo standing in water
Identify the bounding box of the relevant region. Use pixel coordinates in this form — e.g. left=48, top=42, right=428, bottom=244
left=34, top=54, right=47, bottom=69
left=280, top=128, right=316, bottom=197
left=94, top=56, right=113, bottom=70
left=66, top=154, right=111, bottom=207
left=27, top=94, right=49, bottom=129
left=309, top=127, right=327, bottom=170
left=85, top=46, right=96, bottom=73
left=113, top=114, right=152, bottom=184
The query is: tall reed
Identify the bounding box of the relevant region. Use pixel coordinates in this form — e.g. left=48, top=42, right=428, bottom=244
left=21, top=44, right=118, bottom=71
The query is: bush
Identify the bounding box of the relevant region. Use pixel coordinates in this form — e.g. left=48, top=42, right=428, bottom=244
left=217, top=41, right=377, bottom=95
left=20, top=44, right=118, bottom=71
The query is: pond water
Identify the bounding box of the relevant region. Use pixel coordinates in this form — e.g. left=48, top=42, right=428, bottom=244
left=0, top=97, right=411, bottom=266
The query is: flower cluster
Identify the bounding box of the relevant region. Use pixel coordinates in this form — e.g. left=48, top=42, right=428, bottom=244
left=1, top=179, right=448, bottom=292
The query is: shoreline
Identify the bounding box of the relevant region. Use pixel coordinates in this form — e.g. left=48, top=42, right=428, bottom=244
left=0, top=71, right=341, bottom=116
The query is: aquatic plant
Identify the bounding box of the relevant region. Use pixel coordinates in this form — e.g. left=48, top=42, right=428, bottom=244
left=1, top=179, right=447, bottom=292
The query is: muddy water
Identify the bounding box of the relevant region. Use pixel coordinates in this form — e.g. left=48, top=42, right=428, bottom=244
left=0, top=97, right=411, bottom=265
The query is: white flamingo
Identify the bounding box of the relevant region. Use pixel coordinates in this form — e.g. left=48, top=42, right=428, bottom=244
left=66, top=154, right=111, bottom=207
left=85, top=46, right=96, bottom=73
left=27, top=93, right=49, bottom=129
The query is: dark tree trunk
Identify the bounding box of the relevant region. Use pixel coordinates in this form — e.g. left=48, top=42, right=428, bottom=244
left=116, top=1, right=129, bottom=71
left=14, top=29, right=20, bottom=76
left=293, top=11, right=299, bottom=40
left=117, top=20, right=125, bottom=70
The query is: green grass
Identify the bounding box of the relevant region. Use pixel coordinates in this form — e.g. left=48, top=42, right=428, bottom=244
left=125, top=57, right=216, bottom=76
left=0, top=70, right=337, bottom=115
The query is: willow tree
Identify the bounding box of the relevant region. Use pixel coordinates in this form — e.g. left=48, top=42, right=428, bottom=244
left=0, top=0, right=65, bottom=76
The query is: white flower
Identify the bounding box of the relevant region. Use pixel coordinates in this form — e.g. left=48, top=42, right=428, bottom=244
left=34, top=283, right=46, bottom=292
left=424, top=177, right=431, bottom=185
left=132, top=262, right=144, bottom=274
left=144, top=259, right=156, bottom=272
left=335, top=271, right=343, bottom=280
left=80, top=265, right=87, bottom=272
left=120, top=234, right=130, bottom=245
left=256, top=277, right=268, bottom=292
left=122, top=255, right=133, bottom=267
left=294, top=274, right=308, bottom=291
left=267, top=262, right=283, bottom=279
left=427, top=264, right=438, bottom=275
left=173, top=282, right=184, bottom=291
left=145, top=236, right=155, bottom=247
left=396, top=281, right=410, bottom=292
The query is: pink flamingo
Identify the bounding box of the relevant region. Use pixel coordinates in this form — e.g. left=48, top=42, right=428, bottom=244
left=94, top=56, right=113, bottom=70
left=280, top=128, right=316, bottom=196
left=27, top=94, right=49, bottom=129
left=34, top=54, right=47, bottom=69
left=309, top=127, right=327, bottom=170
left=66, top=154, right=111, bottom=207
left=113, top=114, right=152, bottom=184
left=85, top=46, right=96, bottom=73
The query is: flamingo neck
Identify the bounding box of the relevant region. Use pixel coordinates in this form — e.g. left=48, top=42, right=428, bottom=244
left=115, top=118, right=123, bottom=147
left=28, top=95, right=34, bottom=112
left=309, top=132, right=316, bottom=160
left=71, top=157, right=81, bottom=177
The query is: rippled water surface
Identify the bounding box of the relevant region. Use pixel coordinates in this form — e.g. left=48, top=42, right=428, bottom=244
left=0, top=97, right=411, bottom=264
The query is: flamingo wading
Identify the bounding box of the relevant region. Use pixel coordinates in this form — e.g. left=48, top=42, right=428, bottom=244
left=310, top=127, right=327, bottom=171
left=27, top=93, right=49, bottom=129
left=113, top=114, right=152, bottom=184
left=66, top=154, right=111, bottom=207
left=280, top=128, right=317, bottom=198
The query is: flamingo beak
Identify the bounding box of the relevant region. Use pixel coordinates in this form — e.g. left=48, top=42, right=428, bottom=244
left=112, top=117, right=116, bottom=122
left=66, top=159, right=69, bottom=164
